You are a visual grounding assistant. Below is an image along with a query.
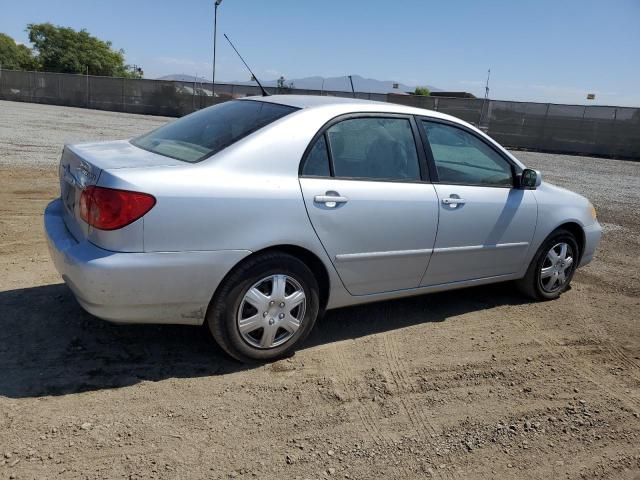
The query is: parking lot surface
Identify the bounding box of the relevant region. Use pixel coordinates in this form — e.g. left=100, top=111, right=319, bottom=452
left=1, top=100, right=639, bottom=479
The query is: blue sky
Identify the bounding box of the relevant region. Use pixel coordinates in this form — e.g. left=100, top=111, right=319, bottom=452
left=2, top=0, right=639, bottom=106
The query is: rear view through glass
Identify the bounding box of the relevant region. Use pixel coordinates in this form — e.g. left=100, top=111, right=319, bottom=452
left=132, top=100, right=298, bottom=163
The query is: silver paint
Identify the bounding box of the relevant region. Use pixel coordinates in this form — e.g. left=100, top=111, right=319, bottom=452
left=44, top=95, right=602, bottom=325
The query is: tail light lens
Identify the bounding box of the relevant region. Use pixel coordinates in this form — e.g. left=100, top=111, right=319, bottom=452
left=79, top=186, right=156, bottom=230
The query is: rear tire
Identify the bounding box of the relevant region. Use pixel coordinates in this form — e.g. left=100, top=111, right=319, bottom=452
left=517, top=229, right=579, bottom=301
left=206, top=252, right=320, bottom=363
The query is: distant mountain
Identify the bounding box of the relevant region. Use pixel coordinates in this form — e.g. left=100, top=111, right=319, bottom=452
left=159, top=74, right=210, bottom=83
left=157, top=74, right=441, bottom=95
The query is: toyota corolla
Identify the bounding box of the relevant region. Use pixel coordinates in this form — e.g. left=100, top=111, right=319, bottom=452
left=44, top=95, right=602, bottom=362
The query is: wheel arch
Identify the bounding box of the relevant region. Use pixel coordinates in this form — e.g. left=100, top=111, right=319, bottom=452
left=206, top=244, right=331, bottom=324
left=554, top=221, right=586, bottom=261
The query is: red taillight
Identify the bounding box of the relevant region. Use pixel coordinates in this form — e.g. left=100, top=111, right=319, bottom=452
left=79, top=186, right=156, bottom=230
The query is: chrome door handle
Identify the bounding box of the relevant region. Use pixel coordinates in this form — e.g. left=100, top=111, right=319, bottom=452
left=314, top=195, right=348, bottom=207
left=442, top=197, right=466, bottom=205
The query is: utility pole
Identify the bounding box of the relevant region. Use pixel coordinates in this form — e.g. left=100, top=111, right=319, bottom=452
left=479, top=68, right=491, bottom=128
left=212, top=0, right=223, bottom=98
left=484, top=68, right=491, bottom=101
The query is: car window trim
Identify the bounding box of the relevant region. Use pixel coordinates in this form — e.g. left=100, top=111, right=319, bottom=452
left=415, top=116, right=520, bottom=189
left=298, top=112, right=431, bottom=183
left=324, top=132, right=336, bottom=177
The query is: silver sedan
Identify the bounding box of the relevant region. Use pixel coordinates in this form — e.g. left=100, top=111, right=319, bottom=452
left=44, top=95, right=602, bottom=362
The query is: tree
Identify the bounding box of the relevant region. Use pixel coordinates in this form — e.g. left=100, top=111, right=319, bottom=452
left=276, top=75, right=294, bottom=93
left=414, top=86, right=431, bottom=96
left=0, top=33, right=37, bottom=70
left=26, top=23, right=142, bottom=77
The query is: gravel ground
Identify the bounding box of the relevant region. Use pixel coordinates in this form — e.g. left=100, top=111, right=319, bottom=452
left=1, top=100, right=639, bottom=480
left=0, top=100, right=170, bottom=167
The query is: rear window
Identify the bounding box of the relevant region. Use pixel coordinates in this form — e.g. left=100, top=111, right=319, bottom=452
left=132, top=100, right=298, bottom=163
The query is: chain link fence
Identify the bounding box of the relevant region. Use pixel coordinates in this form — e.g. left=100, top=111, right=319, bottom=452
left=1, top=69, right=638, bottom=159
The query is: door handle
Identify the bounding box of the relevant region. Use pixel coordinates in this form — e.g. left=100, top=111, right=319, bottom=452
left=442, top=197, right=466, bottom=205
left=314, top=194, right=348, bottom=207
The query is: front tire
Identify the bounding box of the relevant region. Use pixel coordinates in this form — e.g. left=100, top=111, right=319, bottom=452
left=517, top=229, right=579, bottom=301
left=207, top=252, right=320, bottom=363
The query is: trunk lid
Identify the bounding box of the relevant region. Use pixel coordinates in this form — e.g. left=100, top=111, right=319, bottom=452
left=58, top=140, right=183, bottom=241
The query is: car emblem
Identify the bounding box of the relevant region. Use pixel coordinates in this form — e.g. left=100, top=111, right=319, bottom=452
left=78, top=160, right=97, bottom=182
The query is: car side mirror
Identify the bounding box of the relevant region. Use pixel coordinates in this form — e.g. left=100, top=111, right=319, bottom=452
left=520, top=168, right=542, bottom=189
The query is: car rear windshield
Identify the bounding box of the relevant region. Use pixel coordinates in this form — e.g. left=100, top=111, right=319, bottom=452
left=132, top=100, right=298, bottom=163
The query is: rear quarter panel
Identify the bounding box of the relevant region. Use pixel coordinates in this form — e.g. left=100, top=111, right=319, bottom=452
left=118, top=110, right=327, bottom=253
left=98, top=108, right=352, bottom=307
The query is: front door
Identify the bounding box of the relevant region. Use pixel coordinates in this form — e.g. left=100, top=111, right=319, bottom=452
left=299, top=116, right=439, bottom=295
left=418, top=120, right=537, bottom=286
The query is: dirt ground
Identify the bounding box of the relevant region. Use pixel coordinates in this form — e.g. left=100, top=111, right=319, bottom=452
left=1, top=100, right=639, bottom=480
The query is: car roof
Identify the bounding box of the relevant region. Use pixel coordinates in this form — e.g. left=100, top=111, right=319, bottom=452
left=246, top=94, right=382, bottom=109
left=239, top=94, right=457, bottom=121
left=238, top=94, right=526, bottom=170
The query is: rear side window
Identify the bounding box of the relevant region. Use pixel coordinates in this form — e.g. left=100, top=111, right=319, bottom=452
left=302, top=134, right=331, bottom=177
left=421, top=121, right=513, bottom=187
left=132, top=100, right=297, bottom=163
left=325, top=117, right=420, bottom=181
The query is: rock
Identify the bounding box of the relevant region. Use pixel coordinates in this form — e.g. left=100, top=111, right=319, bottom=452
left=80, top=422, right=92, bottom=431
left=526, top=357, right=533, bottom=362
left=327, top=468, right=336, bottom=475
left=333, top=389, right=347, bottom=402
left=286, top=454, right=294, bottom=465
left=327, top=450, right=334, bottom=456
left=4, top=452, right=11, bottom=459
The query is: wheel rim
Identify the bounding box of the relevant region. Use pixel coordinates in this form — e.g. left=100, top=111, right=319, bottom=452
left=236, top=274, right=307, bottom=349
left=540, top=242, right=575, bottom=293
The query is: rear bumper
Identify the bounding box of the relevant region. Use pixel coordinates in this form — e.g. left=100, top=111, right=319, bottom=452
left=579, top=220, right=602, bottom=267
left=44, top=199, right=251, bottom=325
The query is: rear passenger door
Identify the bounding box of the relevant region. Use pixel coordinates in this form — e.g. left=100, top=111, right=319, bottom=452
left=299, top=115, right=439, bottom=296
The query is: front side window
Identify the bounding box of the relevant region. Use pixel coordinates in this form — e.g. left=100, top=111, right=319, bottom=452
left=132, top=100, right=297, bottom=163
left=421, top=121, right=513, bottom=186
left=325, top=117, right=420, bottom=181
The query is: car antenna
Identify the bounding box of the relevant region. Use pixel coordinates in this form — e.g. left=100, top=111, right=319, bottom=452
left=223, top=33, right=270, bottom=96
